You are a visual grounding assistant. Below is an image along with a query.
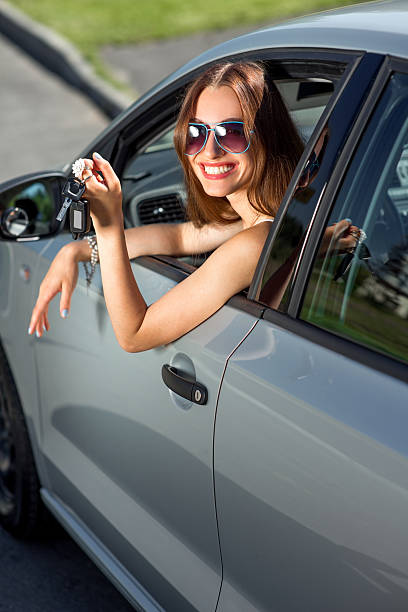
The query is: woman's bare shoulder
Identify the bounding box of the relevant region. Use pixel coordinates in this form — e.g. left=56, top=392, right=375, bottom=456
left=202, top=221, right=270, bottom=286
left=129, top=221, right=270, bottom=350
left=216, top=219, right=271, bottom=256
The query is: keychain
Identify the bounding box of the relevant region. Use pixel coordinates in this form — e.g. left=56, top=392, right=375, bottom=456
left=69, top=196, right=91, bottom=240
left=56, top=160, right=93, bottom=240
left=334, top=228, right=370, bottom=281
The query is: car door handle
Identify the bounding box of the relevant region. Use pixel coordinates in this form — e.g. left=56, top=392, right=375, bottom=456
left=161, top=364, right=208, bottom=405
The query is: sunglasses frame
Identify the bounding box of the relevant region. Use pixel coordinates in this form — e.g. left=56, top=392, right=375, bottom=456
left=185, top=121, right=253, bottom=156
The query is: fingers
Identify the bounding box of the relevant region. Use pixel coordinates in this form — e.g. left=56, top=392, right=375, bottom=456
left=334, top=219, right=352, bottom=238
left=81, top=158, right=106, bottom=190
left=92, top=152, right=120, bottom=192
left=28, top=299, right=49, bottom=338
left=28, top=282, right=73, bottom=339
left=335, top=220, right=362, bottom=251
left=60, top=281, right=73, bottom=320
left=83, top=159, right=105, bottom=183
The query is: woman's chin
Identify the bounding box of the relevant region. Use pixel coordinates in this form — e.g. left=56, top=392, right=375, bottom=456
left=200, top=177, right=235, bottom=198
left=203, top=185, right=230, bottom=198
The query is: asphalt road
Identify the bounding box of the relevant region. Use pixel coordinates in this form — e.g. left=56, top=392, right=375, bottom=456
left=0, top=34, right=133, bottom=612
left=101, top=23, right=265, bottom=96
left=0, top=33, right=108, bottom=184
left=0, top=527, right=133, bottom=611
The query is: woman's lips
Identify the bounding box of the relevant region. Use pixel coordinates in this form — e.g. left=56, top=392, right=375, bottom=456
left=199, top=162, right=237, bottom=180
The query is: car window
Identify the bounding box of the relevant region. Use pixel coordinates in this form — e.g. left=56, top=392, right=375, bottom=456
left=143, top=127, right=175, bottom=153
left=300, top=72, right=408, bottom=364
left=121, top=76, right=335, bottom=240
left=122, top=126, right=185, bottom=228
left=255, top=55, right=384, bottom=313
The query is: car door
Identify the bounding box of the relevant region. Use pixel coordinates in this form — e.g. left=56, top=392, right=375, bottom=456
left=29, top=83, right=260, bottom=612
left=3, top=50, right=364, bottom=611
left=34, top=235, right=260, bottom=611
left=214, top=59, right=408, bottom=611
left=0, top=172, right=67, bottom=489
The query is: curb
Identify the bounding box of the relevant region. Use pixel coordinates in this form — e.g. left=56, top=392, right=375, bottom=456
left=0, top=0, right=133, bottom=119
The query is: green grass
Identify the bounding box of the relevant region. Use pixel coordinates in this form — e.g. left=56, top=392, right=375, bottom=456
left=12, top=0, right=370, bottom=89
left=13, top=0, right=369, bottom=58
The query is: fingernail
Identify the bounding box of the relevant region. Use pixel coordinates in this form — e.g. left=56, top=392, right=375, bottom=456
left=94, top=152, right=103, bottom=160
left=62, top=309, right=69, bottom=318
left=36, top=331, right=41, bottom=338
left=43, top=324, right=47, bottom=332
left=28, top=327, right=32, bottom=335
left=345, top=218, right=352, bottom=223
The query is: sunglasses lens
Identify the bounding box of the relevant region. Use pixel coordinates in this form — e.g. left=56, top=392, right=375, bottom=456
left=215, top=122, right=248, bottom=153
left=186, top=124, right=206, bottom=155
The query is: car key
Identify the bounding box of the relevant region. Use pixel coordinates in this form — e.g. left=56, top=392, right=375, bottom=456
left=56, top=178, right=86, bottom=222
left=70, top=199, right=91, bottom=240
left=57, top=176, right=92, bottom=239
left=334, top=251, right=354, bottom=280
left=334, top=236, right=370, bottom=281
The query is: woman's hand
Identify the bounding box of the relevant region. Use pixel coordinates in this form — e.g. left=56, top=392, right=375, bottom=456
left=319, top=219, right=362, bottom=256
left=81, top=153, right=123, bottom=230
left=28, top=243, right=80, bottom=338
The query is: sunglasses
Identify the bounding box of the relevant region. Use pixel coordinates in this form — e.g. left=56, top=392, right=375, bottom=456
left=185, top=121, right=253, bottom=156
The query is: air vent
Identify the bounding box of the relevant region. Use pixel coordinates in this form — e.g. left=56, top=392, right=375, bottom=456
left=138, top=194, right=185, bottom=224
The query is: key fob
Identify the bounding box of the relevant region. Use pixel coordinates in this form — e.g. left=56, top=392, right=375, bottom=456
left=62, top=178, right=86, bottom=201
left=57, top=178, right=87, bottom=223
left=70, top=199, right=91, bottom=239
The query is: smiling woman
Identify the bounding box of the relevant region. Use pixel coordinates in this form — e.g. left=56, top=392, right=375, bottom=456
left=175, top=62, right=304, bottom=226
left=27, top=62, right=308, bottom=351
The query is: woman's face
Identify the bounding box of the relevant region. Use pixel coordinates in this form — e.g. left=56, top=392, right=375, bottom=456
left=187, top=86, right=254, bottom=200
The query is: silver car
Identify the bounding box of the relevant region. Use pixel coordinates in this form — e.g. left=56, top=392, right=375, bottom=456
left=1, top=2, right=408, bottom=610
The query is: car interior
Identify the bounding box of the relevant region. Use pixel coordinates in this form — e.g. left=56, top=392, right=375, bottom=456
left=301, top=75, right=408, bottom=364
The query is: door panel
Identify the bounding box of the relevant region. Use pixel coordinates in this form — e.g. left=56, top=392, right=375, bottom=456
left=33, top=234, right=257, bottom=612
left=215, top=320, right=408, bottom=612
left=0, top=239, right=53, bottom=486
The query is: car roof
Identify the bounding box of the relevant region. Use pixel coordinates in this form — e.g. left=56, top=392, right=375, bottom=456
left=161, top=0, right=408, bottom=85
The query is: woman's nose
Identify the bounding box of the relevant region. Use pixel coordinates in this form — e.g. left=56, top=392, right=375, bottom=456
left=204, top=130, right=223, bottom=156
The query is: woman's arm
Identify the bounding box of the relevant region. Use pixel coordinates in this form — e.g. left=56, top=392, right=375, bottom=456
left=28, top=179, right=241, bottom=338
left=259, top=219, right=361, bottom=308
left=123, top=219, right=243, bottom=259
left=96, top=220, right=265, bottom=352
left=83, top=153, right=265, bottom=352
left=69, top=220, right=242, bottom=262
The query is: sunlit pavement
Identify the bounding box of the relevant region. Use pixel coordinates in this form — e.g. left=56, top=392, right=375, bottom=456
left=0, top=34, right=108, bottom=184
left=0, top=33, right=133, bottom=612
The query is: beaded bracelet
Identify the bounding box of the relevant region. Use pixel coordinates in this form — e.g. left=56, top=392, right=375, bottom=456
left=83, top=235, right=99, bottom=288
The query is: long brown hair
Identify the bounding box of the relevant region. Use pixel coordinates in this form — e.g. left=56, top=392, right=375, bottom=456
left=174, top=61, right=304, bottom=227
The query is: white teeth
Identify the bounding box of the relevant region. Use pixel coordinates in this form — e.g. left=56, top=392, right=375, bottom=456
left=203, top=165, right=233, bottom=175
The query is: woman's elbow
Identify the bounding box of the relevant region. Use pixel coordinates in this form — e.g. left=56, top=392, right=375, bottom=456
left=118, top=333, right=156, bottom=353
left=119, top=338, right=145, bottom=353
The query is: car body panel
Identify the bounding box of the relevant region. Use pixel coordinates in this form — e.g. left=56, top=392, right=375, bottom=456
left=41, top=487, right=165, bottom=612
left=0, top=238, right=54, bottom=488
left=28, top=233, right=259, bottom=611
left=0, top=3, right=407, bottom=610
left=215, top=319, right=408, bottom=612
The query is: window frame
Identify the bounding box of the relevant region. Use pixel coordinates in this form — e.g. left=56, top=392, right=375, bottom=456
left=249, top=52, right=385, bottom=305
left=99, top=49, right=362, bottom=297
left=74, top=48, right=365, bottom=322
left=260, top=55, right=408, bottom=382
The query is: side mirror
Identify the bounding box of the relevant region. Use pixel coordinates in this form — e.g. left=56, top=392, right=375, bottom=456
left=2, top=207, right=30, bottom=237
left=0, top=172, right=66, bottom=241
